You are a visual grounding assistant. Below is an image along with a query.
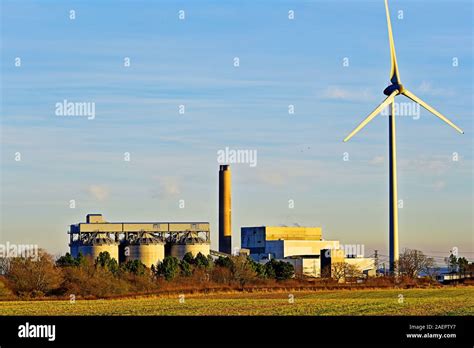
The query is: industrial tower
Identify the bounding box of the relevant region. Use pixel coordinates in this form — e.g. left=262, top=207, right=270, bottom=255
left=218, top=165, right=232, bottom=254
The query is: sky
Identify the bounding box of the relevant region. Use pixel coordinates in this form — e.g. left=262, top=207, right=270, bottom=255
left=1, top=0, right=473, bottom=266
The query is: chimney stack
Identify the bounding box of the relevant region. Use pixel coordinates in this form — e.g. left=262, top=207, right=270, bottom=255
left=218, top=165, right=232, bottom=254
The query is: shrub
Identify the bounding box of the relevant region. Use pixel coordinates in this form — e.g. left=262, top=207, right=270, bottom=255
left=56, top=253, right=78, bottom=267
left=250, top=260, right=267, bottom=278
left=95, top=252, right=119, bottom=274
left=190, top=267, right=211, bottom=283
left=179, top=260, right=192, bottom=277
left=0, top=276, right=13, bottom=299
left=194, top=252, right=210, bottom=269
left=60, top=260, right=131, bottom=298
left=211, top=266, right=233, bottom=284
left=264, top=259, right=294, bottom=280
left=120, top=260, right=147, bottom=276
left=123, top=273, right=157, bottom=293
left=231, top=255, right=257, bottom=288
left=182, top=252, right=194, bottom=265
left=156, top=256, right=180, bottom=281
left=215, top=256, right=233, bottom=269
left=264, top=261, right=276, bottom=279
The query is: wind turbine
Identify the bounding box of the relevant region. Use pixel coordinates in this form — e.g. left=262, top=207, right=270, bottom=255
left=343, top=0, right=464, bottom=274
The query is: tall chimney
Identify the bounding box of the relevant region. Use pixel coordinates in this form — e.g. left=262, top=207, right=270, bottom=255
left=219, top=165, right=232, bottom=254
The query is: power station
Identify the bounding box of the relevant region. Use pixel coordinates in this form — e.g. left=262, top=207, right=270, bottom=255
left=69, top=164, right=375, bottom=277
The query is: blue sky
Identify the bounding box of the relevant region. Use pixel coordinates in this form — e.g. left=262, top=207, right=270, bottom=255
left=1, top=0, right=472, bottom=265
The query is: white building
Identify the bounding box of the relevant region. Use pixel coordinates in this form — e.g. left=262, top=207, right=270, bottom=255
left=241, top=226, right=375, bottom=278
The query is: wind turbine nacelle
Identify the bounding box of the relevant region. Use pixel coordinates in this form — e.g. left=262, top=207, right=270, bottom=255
left=384, top=83, right=405, bottom=96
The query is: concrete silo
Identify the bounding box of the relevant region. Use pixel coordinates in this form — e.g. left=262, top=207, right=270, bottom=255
left=122, top=233, right=165, bottom=268
left=170, top=231, right=210, bottom=259
left=77, top=234, right=119, bottom=262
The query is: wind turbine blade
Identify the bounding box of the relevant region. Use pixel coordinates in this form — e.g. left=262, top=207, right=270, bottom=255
left=402, top=89, right=464, bottom=134
left=343, top=90, right=398, bottom=142
left=385, top=0, right=401, bottom=84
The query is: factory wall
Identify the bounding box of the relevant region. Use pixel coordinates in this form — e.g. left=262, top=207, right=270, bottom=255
left=282, top=240, right=339, bottom=258
left=282, top=258, right=321, bottom=278
left=266, top=240, right=285, bottom=259
left=345, top=257, right=376, bottom=276
left=241, top=226, right=323, bottom=251
left=265, top=240, right=340, bottom=259
left=265, top=226, right=322, bottom=241
left=244, top=236, right=340, bottom=261
left=302, top=258, right=321, bottom=277
left=76, top=222, right=210, bottom=233
left=78, top=223, right=123, bottom=232
left=241, top=227, right=266, bottom=255
left=86, top=214, right=105, bottom=223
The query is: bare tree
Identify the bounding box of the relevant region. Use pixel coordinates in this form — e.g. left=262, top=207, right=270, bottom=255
left=344, top=263, right=362, bottom=282
left=398, top=249, right=435, bottom=279
left=321, top=265, right=331, bottom=279
left=321, top=262, right=362, bottom=283
left=6, top=249, right=62, bottom=296
left=330, top=262, right=346, bottom=283
left=0, top=257, right=10, bottom=275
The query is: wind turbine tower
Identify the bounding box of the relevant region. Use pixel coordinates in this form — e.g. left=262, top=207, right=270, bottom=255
left=343, top=0, right=464, bottom=274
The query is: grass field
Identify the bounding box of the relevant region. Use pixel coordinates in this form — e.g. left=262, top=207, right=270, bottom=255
left=0, top=287, right=473, bottom=316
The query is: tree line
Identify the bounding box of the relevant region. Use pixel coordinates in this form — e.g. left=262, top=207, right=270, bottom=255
left=0, top=250, right=295, bottom=298
left=0, top=248, right=472, bottom=299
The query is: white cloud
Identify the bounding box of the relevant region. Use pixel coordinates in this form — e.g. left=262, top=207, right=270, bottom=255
left=432, top=180, right=446, bottom=191
left=257, top=171, right=286, bottom=186
left=417, top=81, right=454, bottom=97
left=369, top=156, right=385, bottom=165
left=88, top=185, right=109, bottom=201
left=400, top=157, right=451, bottom=175
left=320, top=86, right=374, bottom=102
left=151, top=176, right=181, bottom=198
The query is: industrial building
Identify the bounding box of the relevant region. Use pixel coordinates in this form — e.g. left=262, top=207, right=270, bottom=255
left=69, top=214, right=210, bottom=267
left=70, top=164, right=233, bottom=267
left=242, top=226, right=375, bottom=278
left=68, top=165, right=375, bottom=279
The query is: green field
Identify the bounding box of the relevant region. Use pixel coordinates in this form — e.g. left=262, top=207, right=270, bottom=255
left=0, top=287, right=473, bottom=316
